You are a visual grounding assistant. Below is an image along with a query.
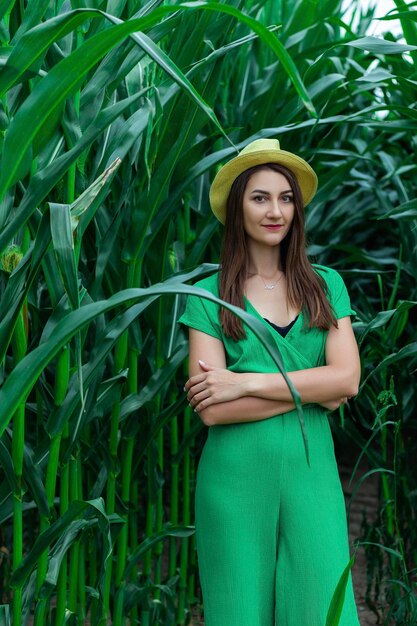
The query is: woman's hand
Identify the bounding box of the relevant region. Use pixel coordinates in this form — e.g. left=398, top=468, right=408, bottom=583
left=185, top=359, right=352, bottom=415
left=185, top=361, right=249, bottom=413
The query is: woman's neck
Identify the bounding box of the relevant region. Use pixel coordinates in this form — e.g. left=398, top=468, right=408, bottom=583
left=246, top=243, right=282, bottom=278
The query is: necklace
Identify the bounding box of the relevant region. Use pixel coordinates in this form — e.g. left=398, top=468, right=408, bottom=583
left=258, top=271, right=284, bottom=290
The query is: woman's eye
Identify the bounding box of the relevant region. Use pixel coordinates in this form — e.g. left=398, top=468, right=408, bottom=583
left=281, top=194, right=293, bottom=203
left=253, top=195, right=266, bottom=202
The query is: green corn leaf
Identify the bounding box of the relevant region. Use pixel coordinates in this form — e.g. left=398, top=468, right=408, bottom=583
left=0, top=277, right=306, bottom=462
left=91, top=370, right=129, bottom=422
left=22, top=442, right=49, bottom=518
left=379, top=0, right=417, bottom=69
left=358, top=301, right=417, bottom=347
left=124, top=524, right=195, bottom=579
left=360, top=342, right=417, bottom=389
left=103, top=16, right=232, bottom=146
left=121, top=342, right=188, bottom=435
left=345, top=35, right=417, bottom=54
left=138, top=395, right=193, bottom=467
left=49, top=158, right=121, bottom=310
left=11, top=498, right=113, bottom=588
left=0, top=89, right=149, bottom=251
left=0, top=605, right=11, bottom=626
left=0, top=438, right=19, bottom=492
left=178, top=1, right=317, bottom=118
left=0, top=497, right=38, bottom=526
left=40, top=519, right=93, bottom=595
left=50, top=203, right=79, bottom=311
left=0, top=0, right=15, bottom=22
left=348, top=468, right=395, bottom=522
left=46, top=264, right=215, bottom=440
left=348, top=421, right=397, bottom=488
left=189, top=24, right=281, bottom=73
left=325, top=555, right=355, bottom=626
left=11, top=0, right=50, bottom=42
left=357, top=541, right=403, bottom=560
left=379, top=199, right=417, bottom=220
left=75, top=157, right=121, bottom=238
left=0, top=214, right=49, bottom=364
left=0, top=9, right=149, bottom=97
left=378, top=11, right=417, bottom=21
left=95, top=106, right=153, bottom=186
left=0, top=7, right=233, bottom=198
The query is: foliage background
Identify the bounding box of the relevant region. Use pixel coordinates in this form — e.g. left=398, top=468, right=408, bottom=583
left=0, top=0, right=416, bottom=624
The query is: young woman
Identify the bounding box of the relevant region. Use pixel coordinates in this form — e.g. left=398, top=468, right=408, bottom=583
left=179, top=138, right=361, bottom=626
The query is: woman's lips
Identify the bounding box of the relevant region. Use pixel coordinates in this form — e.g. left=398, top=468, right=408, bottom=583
left=262, top=225, right=283, bottom=231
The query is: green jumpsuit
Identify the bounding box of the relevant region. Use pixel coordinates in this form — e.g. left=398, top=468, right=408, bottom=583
left=179, top=264, right=360, bottom=626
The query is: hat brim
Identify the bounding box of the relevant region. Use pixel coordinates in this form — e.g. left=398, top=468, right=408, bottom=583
left=209, top=149, right=318, bottom=224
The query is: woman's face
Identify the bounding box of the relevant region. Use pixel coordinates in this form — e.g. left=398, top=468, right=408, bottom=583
left=242, top=168, right=295, bottom=247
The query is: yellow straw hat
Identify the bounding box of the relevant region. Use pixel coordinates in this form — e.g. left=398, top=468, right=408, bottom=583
left=209, top=138, right=318, bottom=224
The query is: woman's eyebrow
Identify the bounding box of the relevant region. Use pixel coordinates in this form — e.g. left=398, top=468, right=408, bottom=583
left=250, top=188, right=293, bottom=194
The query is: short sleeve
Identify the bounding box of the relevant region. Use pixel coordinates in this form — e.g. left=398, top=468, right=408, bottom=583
left=327, top=270, right=356, bottom=319
left=178, top=288, right=223, bottom=340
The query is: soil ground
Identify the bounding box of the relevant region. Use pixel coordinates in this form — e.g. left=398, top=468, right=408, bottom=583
left=340, top=461, right=380, bottom=626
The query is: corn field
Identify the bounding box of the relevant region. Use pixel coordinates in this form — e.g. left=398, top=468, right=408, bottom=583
left=0, top=0, right=416, bottom=624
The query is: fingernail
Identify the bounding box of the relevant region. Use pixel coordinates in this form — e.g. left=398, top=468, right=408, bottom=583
left=183, top=386, right=187, bottom=392
left=198, top=360, right=205, bottom=365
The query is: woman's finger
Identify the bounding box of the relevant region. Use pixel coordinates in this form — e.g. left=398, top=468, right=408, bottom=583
left=187, top=380, right=209, bottom=401
left=184, top=373, right=207, bottom=391
left=195, top=396, right=214, bottom=413
left=188, top=388, right=211, bottom=408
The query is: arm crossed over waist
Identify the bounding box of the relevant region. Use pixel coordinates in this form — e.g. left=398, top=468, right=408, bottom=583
left=185, top=317, right=360, bottom=426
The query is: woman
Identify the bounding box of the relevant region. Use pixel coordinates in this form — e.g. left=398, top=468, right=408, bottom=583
left=179, top=138, right=361, bottom=626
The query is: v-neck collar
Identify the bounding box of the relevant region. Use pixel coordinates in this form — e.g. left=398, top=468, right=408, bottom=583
left=243, top=296, right=302, bottom=341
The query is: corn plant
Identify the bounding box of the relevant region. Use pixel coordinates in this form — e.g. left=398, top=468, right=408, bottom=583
left=0, top=0, right=416, bottom=624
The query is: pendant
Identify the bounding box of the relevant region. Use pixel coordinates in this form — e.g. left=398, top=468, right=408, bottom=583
left=258, top=272, right=284, bottom=290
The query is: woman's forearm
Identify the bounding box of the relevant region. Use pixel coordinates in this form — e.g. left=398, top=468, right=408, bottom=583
left=199, top=396, right=295, bottom=427
left=186, top=363, right=357, bottom=413
left=244, top=365, right=359, bottom=404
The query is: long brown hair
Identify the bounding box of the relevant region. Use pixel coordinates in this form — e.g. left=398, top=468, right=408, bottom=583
left=218, top=162, right=338, bottom=341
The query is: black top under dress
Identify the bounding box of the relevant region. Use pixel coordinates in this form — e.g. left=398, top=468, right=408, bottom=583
left=264, top=315, right=299, bottom=338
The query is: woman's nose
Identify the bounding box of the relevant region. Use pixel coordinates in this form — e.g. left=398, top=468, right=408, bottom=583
left=267, top=198, right=283, bottom=216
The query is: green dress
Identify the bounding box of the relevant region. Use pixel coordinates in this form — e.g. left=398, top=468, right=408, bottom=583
left=178, top=264, right=360, bottom=626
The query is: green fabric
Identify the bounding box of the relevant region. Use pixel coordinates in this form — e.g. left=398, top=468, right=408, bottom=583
left=178, top=264, right=360, bottom=626
left=178, top=264, right=356, bottom=373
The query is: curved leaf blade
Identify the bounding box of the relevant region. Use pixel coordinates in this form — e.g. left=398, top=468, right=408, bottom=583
left=0, top=277, right=305, bottom=458
left=325, top=555, right=355, bottom=626
left=345, top=35, right=417, bottom=54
